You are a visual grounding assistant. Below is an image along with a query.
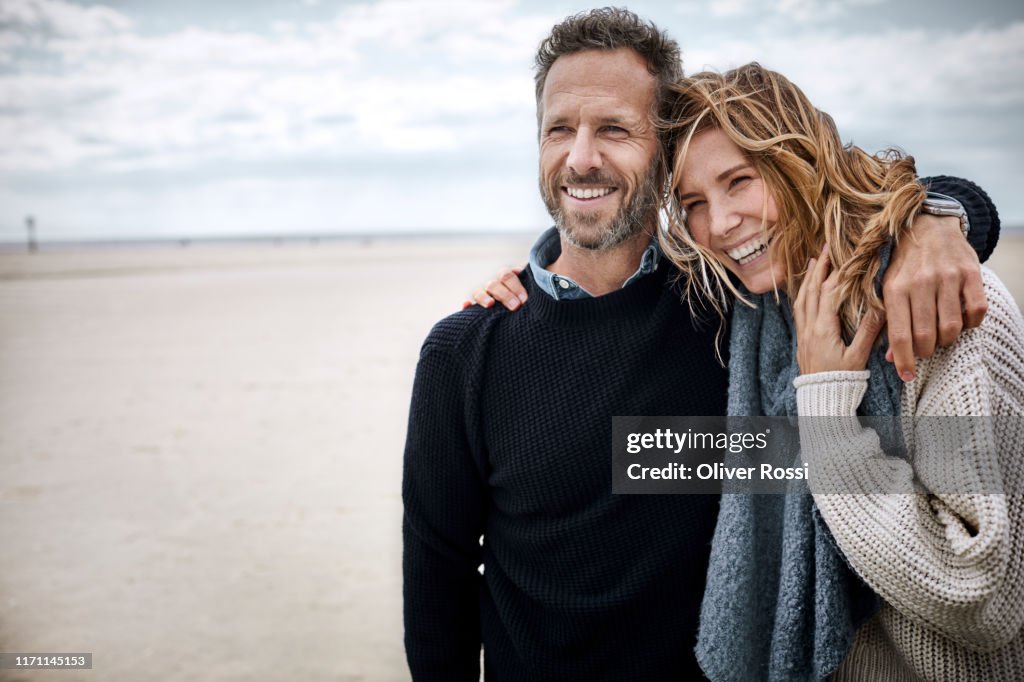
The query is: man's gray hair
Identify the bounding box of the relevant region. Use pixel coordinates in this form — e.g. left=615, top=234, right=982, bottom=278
left=533, top=7, right=683, bottom=117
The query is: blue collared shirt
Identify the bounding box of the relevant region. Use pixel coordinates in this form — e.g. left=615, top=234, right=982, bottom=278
left=527, top=227, right=661, bottom=300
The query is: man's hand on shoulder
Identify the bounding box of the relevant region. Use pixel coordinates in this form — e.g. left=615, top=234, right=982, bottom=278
left=882, top=213, right=988, bottom=381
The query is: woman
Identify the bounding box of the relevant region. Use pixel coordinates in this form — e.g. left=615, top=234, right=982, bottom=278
left=660, top=64, right=1024, bottom=680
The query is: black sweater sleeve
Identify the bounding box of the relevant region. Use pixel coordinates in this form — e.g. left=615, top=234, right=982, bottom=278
left=921, top=175, right=1001, bottom=263
left=402, top=341, right=485, bottom=681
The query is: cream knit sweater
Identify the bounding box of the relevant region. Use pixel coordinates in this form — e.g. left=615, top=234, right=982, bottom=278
left=793, top=267, right=1024, bottom=681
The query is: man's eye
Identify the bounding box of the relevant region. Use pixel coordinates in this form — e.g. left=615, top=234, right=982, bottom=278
left=548, top=126, right=571, bottom=135
left=602, top=126, right=628, bottom=135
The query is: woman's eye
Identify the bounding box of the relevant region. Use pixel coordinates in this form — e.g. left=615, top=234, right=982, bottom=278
left=730, top=176, right=752, bottom=189
left=683, top=200, right=705, bottom=212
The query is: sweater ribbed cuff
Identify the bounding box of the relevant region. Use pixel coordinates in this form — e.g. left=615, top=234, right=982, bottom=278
left=794, top=370, right=870, bottom=417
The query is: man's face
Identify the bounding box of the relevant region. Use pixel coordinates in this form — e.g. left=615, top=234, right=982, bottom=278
left=538, top=48, right=661, bottom=251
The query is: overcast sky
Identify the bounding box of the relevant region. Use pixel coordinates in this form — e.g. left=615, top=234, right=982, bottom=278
left=1, top=0, right=1021, bottom=242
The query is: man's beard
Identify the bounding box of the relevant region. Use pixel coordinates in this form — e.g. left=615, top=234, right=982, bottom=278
left=540, top=156, right=661, bottom=252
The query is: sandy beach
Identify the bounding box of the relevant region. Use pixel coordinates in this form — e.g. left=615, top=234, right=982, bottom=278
left=1, top=233, right=1022, bottom=682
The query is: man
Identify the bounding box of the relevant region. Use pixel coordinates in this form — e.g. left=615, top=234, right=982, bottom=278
left=403, top=8, right=998, bottom=680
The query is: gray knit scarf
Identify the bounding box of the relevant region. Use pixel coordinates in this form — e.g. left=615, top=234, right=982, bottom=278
left=695, top=284, right=905, bottom=681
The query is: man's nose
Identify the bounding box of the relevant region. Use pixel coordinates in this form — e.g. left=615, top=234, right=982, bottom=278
left=567, top=130, right=601, bottom=175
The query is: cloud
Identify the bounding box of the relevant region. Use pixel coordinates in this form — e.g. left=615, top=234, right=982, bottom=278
left=1, top=0, right=1021, bottom=236
left=708, top=0, right=752, bottom=18
left=704, top=0, right=886, bottom=22
left=0, top=0, right=555, bottom=176
left=0, top=0, right=132, bottom=40
left=682, top=22, right=1024, bottom=124
left=11, top=0, right=1015, bottom=179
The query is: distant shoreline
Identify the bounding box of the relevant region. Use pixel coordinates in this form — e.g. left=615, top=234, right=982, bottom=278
left=1, top=226, right=1021, bottom=253
left=0, top=230, right=540, bottom=252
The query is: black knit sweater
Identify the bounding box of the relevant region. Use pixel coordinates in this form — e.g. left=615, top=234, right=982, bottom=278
left=403, top=262, right=729, bottom=680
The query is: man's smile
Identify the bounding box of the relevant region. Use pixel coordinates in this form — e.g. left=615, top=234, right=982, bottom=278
left=562, top=186, right=618, bottom=203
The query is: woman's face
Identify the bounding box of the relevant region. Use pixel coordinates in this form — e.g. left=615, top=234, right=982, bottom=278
left=675, top=128, right=785, bottom=295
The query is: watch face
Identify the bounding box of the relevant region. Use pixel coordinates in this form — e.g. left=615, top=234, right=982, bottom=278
left=923, top=197, right=965, bottom=216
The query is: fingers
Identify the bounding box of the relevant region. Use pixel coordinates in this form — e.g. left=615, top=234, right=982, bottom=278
left=847, top=308, right=885, bottom=369
left=794, top=247, right=831, bottom=336
left=483, top=267, right=528, bottom=311
left=817, top=268, right=839, bottom=320
left=961, top=266, right=989, bottom=329
left=487, top=281, right=522, bottom=310
left=912, top=258, right=988, bottom=346
left=476, top=266, right=529, bottom=311
left=793, top=258, right=813, bottom=334
left=806, top=246, right=832, bottom=321
left=935, top=274, right=963, bottom=348
left=463, top=264, right=532, bottom=312
left=470, top=287, right=494, bottom=308
left=909, top=285, right=938, bottom=359
left=503, top=266, right=529, bottom=305
left=882, top=279, right=916, bottom=382
left=795, top=249, right=840, bottom=376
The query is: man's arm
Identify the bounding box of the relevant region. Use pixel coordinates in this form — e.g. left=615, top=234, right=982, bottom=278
left=403, top=342, right=485, bottom=680
left=881, top=175, right=1001, bottom=381
left=926, top=176, right=1001, bottom=263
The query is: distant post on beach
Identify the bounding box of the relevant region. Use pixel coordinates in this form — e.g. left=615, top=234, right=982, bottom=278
left=25, top=215, right=37, bottom=252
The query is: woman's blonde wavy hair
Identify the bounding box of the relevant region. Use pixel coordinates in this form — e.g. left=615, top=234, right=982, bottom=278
left=658, top=62, right=927, bottom=343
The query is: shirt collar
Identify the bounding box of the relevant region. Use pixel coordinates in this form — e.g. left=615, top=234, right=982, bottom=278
left=527, top=227, right=661, bottom=300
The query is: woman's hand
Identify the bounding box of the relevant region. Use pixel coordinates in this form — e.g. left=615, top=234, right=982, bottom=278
left=794, top=247, right=886, bottom=375
left=461, top=265, right=529, bottom=310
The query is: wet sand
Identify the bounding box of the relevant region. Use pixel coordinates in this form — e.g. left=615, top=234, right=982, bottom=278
left=0, top=233, right=1021, bottom=681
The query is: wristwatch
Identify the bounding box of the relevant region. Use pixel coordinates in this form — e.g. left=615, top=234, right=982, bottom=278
left=920, top=193, right=970, bottom=238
